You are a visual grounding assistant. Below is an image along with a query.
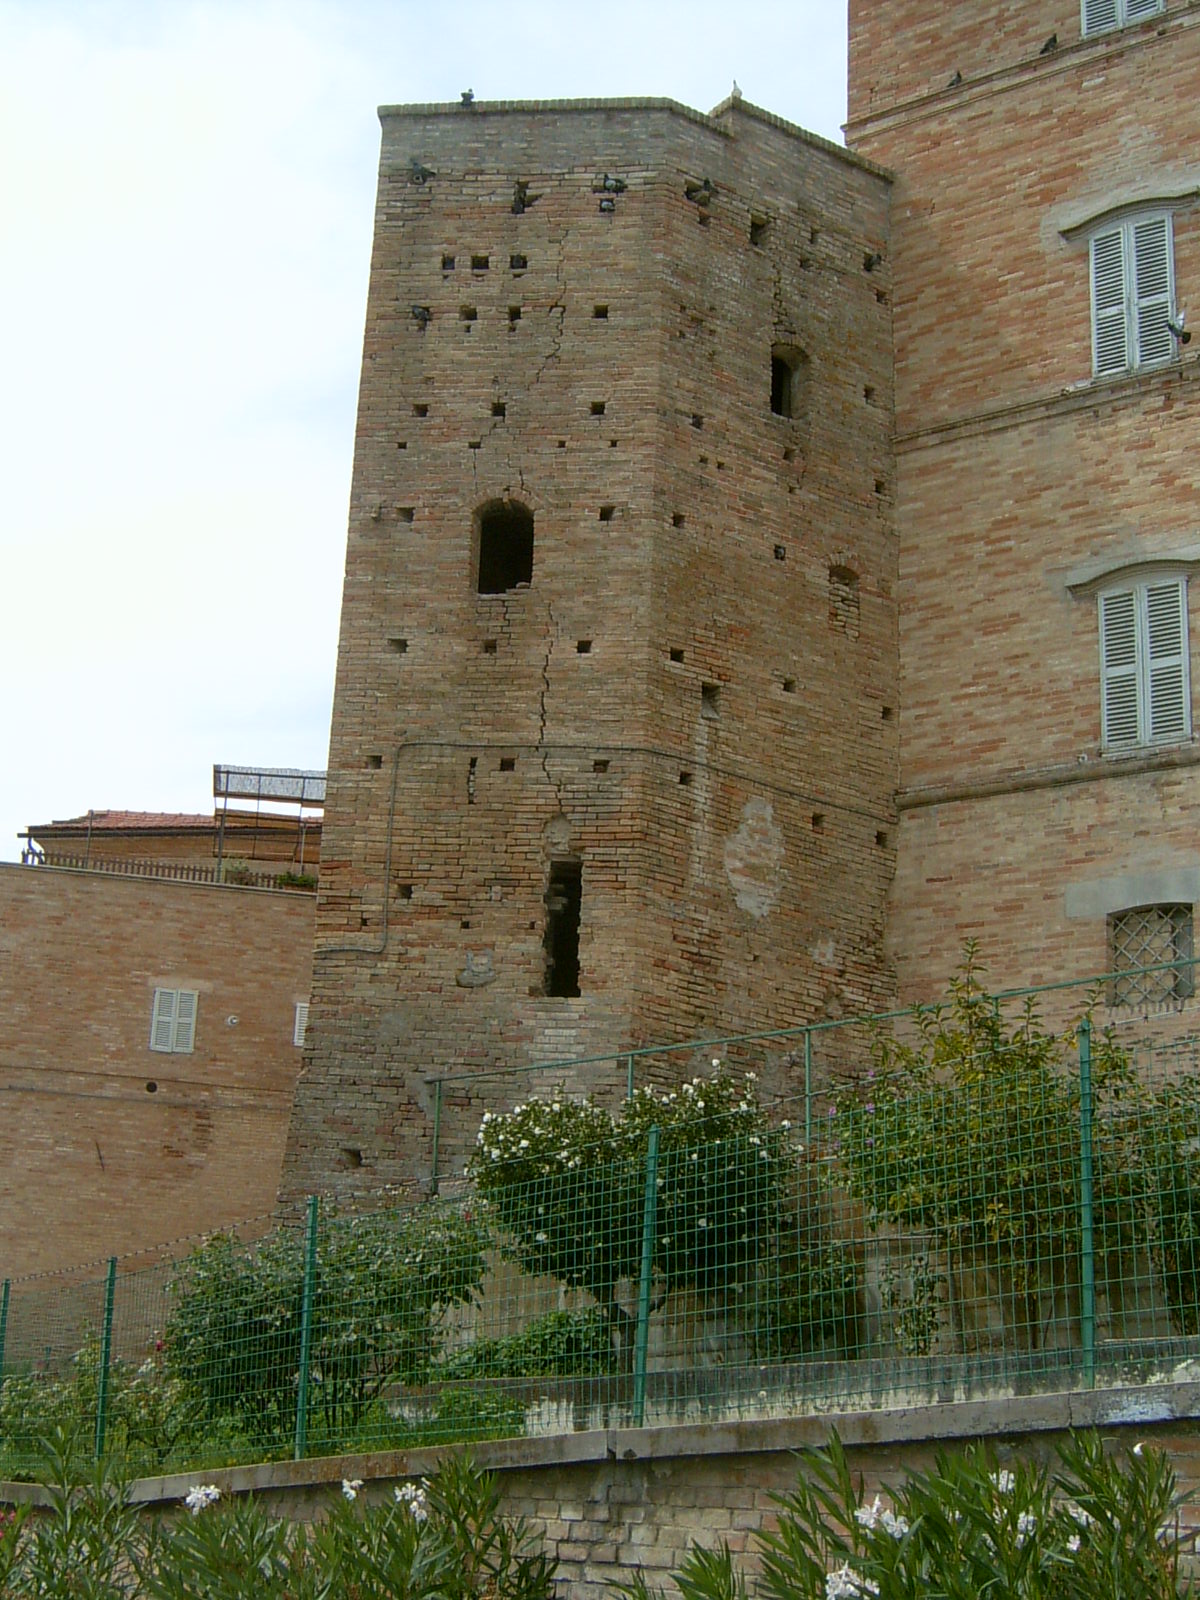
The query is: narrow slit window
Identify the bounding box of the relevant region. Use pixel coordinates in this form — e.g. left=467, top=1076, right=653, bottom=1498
left=543, top=860, right=582, bottom=997
left=476, top=499, right=534, bottom=593
left=771, top=344, right=808, bottom=419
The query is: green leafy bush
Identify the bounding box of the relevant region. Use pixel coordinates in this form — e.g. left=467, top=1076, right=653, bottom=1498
left=437, top=1308, right=617, bottom=1381
left=165, top=1203, right=491, bottom=1447
left=835, top=947, right=1138, bottom=1352
left=620, top=1429, right=1191, bottom=1600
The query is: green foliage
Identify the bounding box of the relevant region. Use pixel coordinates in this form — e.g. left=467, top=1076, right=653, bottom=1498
left=165, top=1203, right=491, bottom=1446
left=836, top=945, right=1138, bottom=1348
left=0, top=1448, right=555, bottom=1600
left=437, top=1308, right=617, bottom=1381
left=1137, top=1070, right=1200, bottom=1335
left=0, top=1338, right=203, bottom=1479
left=629, top=1429, right=1192, bottom=1600
left=470, top=1070, right=806, bottom=1355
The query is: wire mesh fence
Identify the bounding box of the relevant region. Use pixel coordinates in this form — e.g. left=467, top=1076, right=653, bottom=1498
left=7, top=969, right=1200, bottom=1477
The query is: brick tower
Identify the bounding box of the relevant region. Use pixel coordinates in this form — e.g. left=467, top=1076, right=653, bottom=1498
left=279, top=96, right=898, bottom=1197
left=847, top=0, right=1200, bottom=1013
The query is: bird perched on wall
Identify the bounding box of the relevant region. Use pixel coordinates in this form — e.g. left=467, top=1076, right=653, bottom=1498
left=1040, top=32, right=1058, bottom=53
left=948, top=70, right=963, bottom=86
left=598, top=196, right=616, bottom=213
left=411, top=305, right=431, bottom=329
left=593, top=173, right=626, bottom=193
left=684, top=178, right=716, bottom=206
left=731, top=80, right=742, bottom=99
left=408, top=159, right=435, bottom=185
left=512, top=180, right=540, bottom=214
left=461, top=88, right=475, bottom=106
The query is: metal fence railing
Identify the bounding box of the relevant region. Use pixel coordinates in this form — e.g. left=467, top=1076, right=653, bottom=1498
left=6, top=966, right=1200, bottom=1478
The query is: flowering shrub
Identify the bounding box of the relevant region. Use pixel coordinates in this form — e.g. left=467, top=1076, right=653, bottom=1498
left=469, top=1068, right=853, bottom=1360
left=0, top=1441, right=555, bottom=1600
left=165, top=1203, right=491, bottom=1447
left=619, top=1429, right=1192, bottom=1600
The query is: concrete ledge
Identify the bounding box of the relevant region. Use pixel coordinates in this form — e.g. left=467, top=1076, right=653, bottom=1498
left=6, top=1383, right=1200, bottom=1510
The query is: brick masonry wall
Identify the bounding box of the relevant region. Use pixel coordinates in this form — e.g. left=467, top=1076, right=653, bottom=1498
left=0, top=864, right=313, bottom=1277
left=280, top=100, right=899, bottom=1203
left=847, top=4, right=1200, bottom=1009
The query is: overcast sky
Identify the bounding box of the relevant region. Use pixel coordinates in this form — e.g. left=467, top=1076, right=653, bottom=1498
left=0, top=0, right=848, bottom=862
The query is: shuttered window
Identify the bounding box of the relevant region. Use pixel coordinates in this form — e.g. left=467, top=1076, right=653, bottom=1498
left=1100, top=578, right=1190, bottom=749
left=150, top=988, right=199, bottom=1053
left=293, top=1001, right=310, bottom=1048
left=1082, top=0, right=1163, bottom=36
left=1090, top=213, right=1176, bottom=376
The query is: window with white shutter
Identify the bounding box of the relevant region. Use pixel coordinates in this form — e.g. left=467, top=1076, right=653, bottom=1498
left=1082, top=0, right=1163, bottom=36
left=293, top=1001, right=310, bottom=1048
left=1099, top=577, right=1191, bottom=749
left=1090, top=213, right=1176, bottom=376
left=150, top=988, right=199, bottom=1053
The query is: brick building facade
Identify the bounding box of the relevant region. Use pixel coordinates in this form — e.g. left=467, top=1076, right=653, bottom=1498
left=848, top=0, right=1200, bottom=1011
left=280, top=99, right=900, bottom=1198
left=0, top=865, right=314, bottom=1276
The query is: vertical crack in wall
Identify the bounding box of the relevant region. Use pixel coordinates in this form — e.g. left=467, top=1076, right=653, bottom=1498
left=539, top=599, right=566, bottom=810
left=530, top=227, right=568, bottom=389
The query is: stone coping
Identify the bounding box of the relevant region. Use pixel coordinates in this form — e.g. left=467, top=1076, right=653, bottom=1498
left=5, top=1380, right=1200, bottom=1509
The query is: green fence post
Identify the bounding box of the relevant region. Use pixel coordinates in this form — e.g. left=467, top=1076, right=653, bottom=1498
left=1077, top=1019, right=1096, bottom=1390
left=431, top=1079, right=443, bottom=1193
left=804, top=1029, right=813, bottom=1148
left=94, top=1257, right=117, bottom=1459
left=295, top=1195, right=320, bottom=1460
left=632, top=1125, right=660, bottom=1428
left=0, top=1279, right=9, bottom=1391
left=627, top=1052, right=636, bottom=1100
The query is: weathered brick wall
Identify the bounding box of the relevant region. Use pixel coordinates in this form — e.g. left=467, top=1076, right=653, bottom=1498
left=847, top=3, right=1200, bottom=1006
left=0, top=865, right=313, bottom=1276
left=281, top=99, right=899, bottom=1202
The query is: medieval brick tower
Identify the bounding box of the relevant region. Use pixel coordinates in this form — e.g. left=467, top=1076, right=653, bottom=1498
left=847, top=0, right=1200, bottom=1010
left=280, top=98, right=898, bottom=1197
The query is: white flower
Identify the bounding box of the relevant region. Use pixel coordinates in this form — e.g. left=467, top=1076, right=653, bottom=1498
left=855, top=1496, right=883, bottom=1530
left=1016, top=1511, right=1037, bottom=1548
left=1067, top=1503, right=1093, bottom=1528
left=394, top=1481, right=429, bottom=1522
left=1133, top=1441, right=1145, bottom=1456
left=342, top=1478, right=364, bottom=1501
left=184, top=1484, right=221, bottom=1514
left=990, top=1469, right=1016, bottom=1494
left=1067, top=1534, right=1081, bottom=1553
left=535, top=1231, right=548, bottom=1243
left=825, top=1563, right=879, bottom=1599
left=712, top=1058, right=722, bottom=1069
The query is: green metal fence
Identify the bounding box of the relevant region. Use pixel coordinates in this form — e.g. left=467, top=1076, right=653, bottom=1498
left=5, top=967, right=1200, bottom=1478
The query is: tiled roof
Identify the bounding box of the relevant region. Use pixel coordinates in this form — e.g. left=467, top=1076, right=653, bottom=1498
left=33, top=811, right=217, bottom=832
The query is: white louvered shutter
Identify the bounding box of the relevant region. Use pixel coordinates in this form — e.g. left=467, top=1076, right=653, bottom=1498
left=1133, top=216, right=1173, bottom=368
left=150, top=988, right=176, bottom=1052
left=1145, top=580, right=1190, bottom=740
left=173, top=990, right=198, bottom=1053
left=1100, top=589, right=1140, bottom=746
left=1082, top=0, right=1119, bottom=33
left=1091, top=228, right=1128, bottom=375
left=293, top=1001, right=310, bottom=1048
left=1126, top=0, right=1165, bottom=18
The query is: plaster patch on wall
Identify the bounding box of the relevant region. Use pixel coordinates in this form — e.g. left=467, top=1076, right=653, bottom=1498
left=723, top=798, right=784, bottom=918
left=457, top=950, right=497, bottom=988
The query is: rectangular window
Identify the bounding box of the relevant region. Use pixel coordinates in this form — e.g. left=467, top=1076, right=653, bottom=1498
left=150, top=988, right=198, bottom=1054
left=1090, top=213, right=1175, bottom=376
left=1108, top=904, right=1194, bottom=1006
left=293, top=1001, right=310, bottom=1048
left=1099, top=577, right=1190, bottom=748
left=543, top=860, right=582, bottom=997
left=1082, top=0, right=1163, bottom=36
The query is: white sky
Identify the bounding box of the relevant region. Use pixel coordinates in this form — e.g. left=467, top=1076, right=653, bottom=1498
left=0, top=0, right=848, bottom=862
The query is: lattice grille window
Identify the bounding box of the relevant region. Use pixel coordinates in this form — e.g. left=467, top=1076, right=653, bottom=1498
left=1108, top=904, right=1195, bottom=1007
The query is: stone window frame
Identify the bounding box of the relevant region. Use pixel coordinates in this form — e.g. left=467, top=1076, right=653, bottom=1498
left=1089, top=210, right=1178, bottom=378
